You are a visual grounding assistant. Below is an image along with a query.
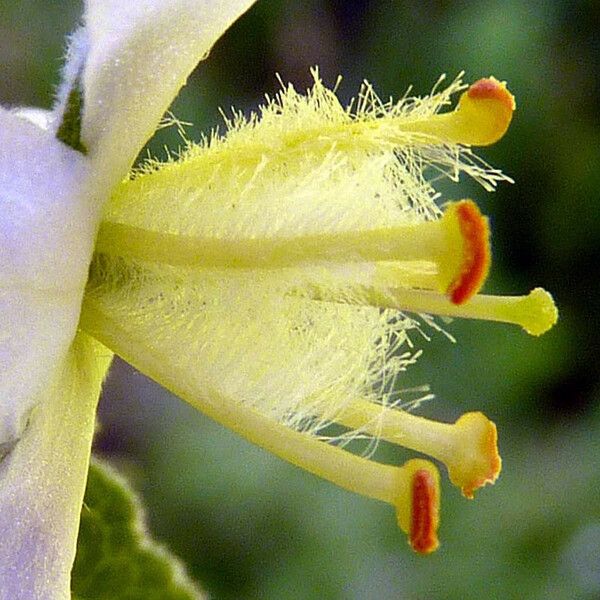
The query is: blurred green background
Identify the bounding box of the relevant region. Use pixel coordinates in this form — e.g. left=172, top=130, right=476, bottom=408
left=1, top=1, right=599, bottom=598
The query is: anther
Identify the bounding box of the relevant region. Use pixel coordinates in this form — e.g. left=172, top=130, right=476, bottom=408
left=450, top=412, right=501, bottom=499
left=94, top=200, right=491, bottom=291
left=410, top=468, right=440, bottom=554
left=336, top=403, right=501, bottom=498
left=464, top=77, right=516, bottom=144
left=440, top=200, right=490, bottom=304
left=312, top=285, right=558, bottom=337
left=398, top=77, right=515, bottom=147
left=393, top=459, right=440, bottom=554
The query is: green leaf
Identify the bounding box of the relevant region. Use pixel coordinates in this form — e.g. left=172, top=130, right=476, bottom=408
left=72, top=459, right=204, bottom=600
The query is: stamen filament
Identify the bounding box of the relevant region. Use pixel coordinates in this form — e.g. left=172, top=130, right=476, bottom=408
left=395, top=77, right=515, bottom=146
left=79, top=297, right=440, bottom=553
left=96, top=209, right=446, bottom=268
left=95, top=199, right=489, bottom=306
left=374, top=261, right=439, bottom=291
left=336, top=401, right=501, bottom=499
left=211, top=77, right=515, bottom=160
left=94, top=219, right=449, bottom=268
left=116, top=77, right=514, bottom=176
left=308, top=286, right=558, bottom=336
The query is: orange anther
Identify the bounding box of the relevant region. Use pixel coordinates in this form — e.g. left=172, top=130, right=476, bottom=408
left=410, top=469, right=440, bottom=554
left=450, top=77, right=516, bottom=145
left=452, top=412, right=502, bottom=499
left=447, top=200, right=490, bottom=305
left=467, top=78, right=516, bottom=113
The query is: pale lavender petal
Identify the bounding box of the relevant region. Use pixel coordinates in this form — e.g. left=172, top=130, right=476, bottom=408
left=82, top=0, right=258, bottom=185
left=0, top=333, right=112, bottom=600
left=0, top=108, right=99, bottom=446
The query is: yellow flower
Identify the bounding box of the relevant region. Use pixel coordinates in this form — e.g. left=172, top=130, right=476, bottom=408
left=0, top=0, right=557, bottom=596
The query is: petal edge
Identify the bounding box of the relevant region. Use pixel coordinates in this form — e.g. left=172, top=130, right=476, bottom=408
left=82, top=0, right=258, bottom=184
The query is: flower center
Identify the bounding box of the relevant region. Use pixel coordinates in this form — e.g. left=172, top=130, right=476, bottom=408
left=80, top=74, right=557, bottom=557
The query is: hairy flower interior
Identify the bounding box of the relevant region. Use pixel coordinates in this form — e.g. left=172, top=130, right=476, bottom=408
left=82, top=73, right=557, bottom=552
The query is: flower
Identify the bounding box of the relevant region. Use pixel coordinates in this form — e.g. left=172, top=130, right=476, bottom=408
left=0, top=2, right=257, bottom=597
left=0, top=1, right=557, bottom=597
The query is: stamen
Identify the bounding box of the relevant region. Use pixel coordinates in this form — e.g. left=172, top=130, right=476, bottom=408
left=373, top=261, right=439, bottom=291
left=410, top=467, right=440, bottom=554
left=372, top=200, right=490, bottom=304
left=94, top=220, right=454, bottom=268
left=438, top=200, right=490, bottom=304
left=398, top=77, right=515, bottom=146
left=309, top=287, right=557, bottom=336
left=392, top=459, right=440, bottom=555
left=79, top=297, right=442, bottom=554
left=336, top=402, right=501, bottom=499
left=95, top=200, right=489, bottom=305
left=391, top=287, right=557, bottom=336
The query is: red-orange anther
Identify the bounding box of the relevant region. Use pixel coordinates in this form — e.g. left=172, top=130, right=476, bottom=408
left=467, top=77, right=516, bottom=113
left=447, top=200, right=490, bottom=305
left=410, top=469, right=440, bottom=554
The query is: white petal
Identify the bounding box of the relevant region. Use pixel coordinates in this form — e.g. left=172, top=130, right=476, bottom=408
left=0, top=108, right=99, bottom=445
left=82, top=0, right=258, bottom=183
left=0, top=333, right=112, bottom=600
left=0, top=108, right=98, bottom=295
left=10, top=107, right=54, bottom=131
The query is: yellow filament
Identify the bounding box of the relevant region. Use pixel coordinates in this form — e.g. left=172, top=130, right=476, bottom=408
left=387, top=287, right=558, bottom=335
left=374, top=261, right=439, bottom=290
left=96, top=208, right=455, bottom=272
left=113, top=77, right=513, bottom=177
left=336, top=402, right=501, bottom=498
left=78, top=297, right=440, bottom=548
left=395, top=77, right=516, bottom=146
left=308, top=286, right=558, bottom=336
left=199, top=77, right=515, bottom=159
